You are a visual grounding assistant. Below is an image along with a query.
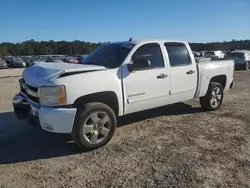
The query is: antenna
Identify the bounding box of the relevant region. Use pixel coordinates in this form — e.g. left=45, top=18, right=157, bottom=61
left=129, top=37, right=132, bottom=42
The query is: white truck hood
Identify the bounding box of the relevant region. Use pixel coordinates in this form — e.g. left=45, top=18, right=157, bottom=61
left=22, top=63, right=106, bottom=86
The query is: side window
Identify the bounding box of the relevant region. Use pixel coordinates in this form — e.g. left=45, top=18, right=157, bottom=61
left=164, top=43, right=191, bottom=66
left=133, top=43, right=164, bottom=68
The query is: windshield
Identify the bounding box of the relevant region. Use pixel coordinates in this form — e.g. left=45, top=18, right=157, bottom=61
left=80, top=43, right=135, bottom=68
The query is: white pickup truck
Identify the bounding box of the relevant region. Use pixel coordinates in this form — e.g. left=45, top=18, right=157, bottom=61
left=13, top=39, right=234, bottom=150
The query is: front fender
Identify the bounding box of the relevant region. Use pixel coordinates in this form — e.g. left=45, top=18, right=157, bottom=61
left=53, top=68, right=124, bottom=116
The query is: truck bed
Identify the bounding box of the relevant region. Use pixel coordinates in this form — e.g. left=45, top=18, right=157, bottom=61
left=195, top=57, right=233, bottom=64
left=194, top=58, right=234, bottom=99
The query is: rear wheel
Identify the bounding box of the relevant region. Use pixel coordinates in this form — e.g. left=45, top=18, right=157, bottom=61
left=200, top=82, right=224, bottom=111
left=72, top=102, right=117, bottom=151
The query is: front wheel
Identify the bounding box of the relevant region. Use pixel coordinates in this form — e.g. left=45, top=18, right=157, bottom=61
left=200, top=82, right=224, bottom=111
left=72, top=102, right=117, bottom=151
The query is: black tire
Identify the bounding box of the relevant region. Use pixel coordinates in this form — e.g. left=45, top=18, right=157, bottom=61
left=72, top=102, right=117, bottom=151
left=200, top=82, right=224, bottom=111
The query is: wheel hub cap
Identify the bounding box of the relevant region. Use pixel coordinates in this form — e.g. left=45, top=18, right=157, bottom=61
left=93, top=124, right=98, bottom=131
left=82, top=111, right=111, bottom=145
left=210, top=87, right=222, bottom=108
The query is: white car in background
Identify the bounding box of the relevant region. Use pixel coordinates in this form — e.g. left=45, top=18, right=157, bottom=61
left=205, top=51, right=226, bottom=59
left=27, top=57, right=46, bottom=67
left=228, top=50, right=250, bottom=70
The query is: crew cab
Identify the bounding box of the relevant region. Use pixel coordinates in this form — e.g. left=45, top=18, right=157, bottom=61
left=13, top=39, right=234, bottom=150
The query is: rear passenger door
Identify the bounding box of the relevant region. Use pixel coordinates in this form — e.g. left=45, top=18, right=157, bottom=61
left=164, top=43, right=198, bottom=101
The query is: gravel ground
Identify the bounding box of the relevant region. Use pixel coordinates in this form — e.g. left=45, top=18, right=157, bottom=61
left=0, top=69, right=249, bottom=188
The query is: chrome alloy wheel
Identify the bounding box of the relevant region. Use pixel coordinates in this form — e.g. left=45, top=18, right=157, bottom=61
left=210, top=87, right=222, bottom=108
left=82, top=111, right=111, bottom=145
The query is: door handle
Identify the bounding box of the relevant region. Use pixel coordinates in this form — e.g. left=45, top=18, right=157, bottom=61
left=186, top=70, right=195, bottom=74
left=157, top=73, right=168, bottom=79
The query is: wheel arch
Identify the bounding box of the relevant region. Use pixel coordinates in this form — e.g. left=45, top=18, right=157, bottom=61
left=209, top=75, right=227, bottom=89
left=73, top=91, right=119, bottom=116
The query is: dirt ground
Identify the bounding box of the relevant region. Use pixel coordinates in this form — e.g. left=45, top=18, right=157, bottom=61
left=0, top=68, right=249, bottom=188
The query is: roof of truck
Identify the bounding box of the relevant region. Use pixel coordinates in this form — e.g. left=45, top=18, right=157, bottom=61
left=111, top=39, right=188, bottom=45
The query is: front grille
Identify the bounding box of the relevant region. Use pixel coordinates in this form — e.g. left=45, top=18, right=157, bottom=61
left=19, top=78, right=39, bottom=104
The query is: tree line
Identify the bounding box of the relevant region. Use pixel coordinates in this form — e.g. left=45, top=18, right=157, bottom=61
left=190, top=39, right=250, bottom=52
left=0, top=39, right=103, bottom=56
left=0, top=39, right=250, bottom=56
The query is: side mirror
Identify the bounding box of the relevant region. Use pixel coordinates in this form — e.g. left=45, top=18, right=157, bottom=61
left=128, top=58, right=150, bottom=72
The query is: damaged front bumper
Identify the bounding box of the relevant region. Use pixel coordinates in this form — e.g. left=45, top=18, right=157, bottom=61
left=13, top=93, right=77, bottom=134
left=13, top=93, right=40, bottom=126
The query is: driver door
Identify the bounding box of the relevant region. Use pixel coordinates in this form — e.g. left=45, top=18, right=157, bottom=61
left=122, top=43, right=170, bottom=114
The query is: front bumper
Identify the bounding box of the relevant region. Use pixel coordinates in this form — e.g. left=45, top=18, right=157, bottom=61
left=13, top=93, right=77, bottom=133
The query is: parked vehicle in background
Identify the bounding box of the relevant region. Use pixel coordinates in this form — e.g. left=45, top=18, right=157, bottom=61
left=9, top=57, right=27, bottom=68
left=75, top=55, right=85, bottom=62
left=13, top=39, right=234, bottom=151
left=3, top=56, right=12, bottom=67
left=63, top=56, right=79, bottom=64
left=27, top=57, right=46, bottom=67
left=193, top=51, right=201, bottom=57
left=228, top=50, right=250, bottom=70
left=200, top=51, right=207, bottom=57
left=205, top=51, right=226, bottom=59
left=21, top=56, right=32, bottom=65
left=45, top=56, right=64, bottom=63
left=0, top=57, right=8, bottom=69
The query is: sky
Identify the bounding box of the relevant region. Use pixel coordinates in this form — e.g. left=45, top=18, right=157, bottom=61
left=0, top=0, right=250, bottom=43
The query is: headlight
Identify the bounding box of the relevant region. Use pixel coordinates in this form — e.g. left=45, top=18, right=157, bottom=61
left=39, top=85, right=67, bottom=106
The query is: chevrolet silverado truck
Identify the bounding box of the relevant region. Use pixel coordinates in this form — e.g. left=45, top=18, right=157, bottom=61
left=13, top=39, right=234, bottom=150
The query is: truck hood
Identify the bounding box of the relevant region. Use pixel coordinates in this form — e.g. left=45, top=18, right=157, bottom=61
left=22, top=63, right=106, bottom=86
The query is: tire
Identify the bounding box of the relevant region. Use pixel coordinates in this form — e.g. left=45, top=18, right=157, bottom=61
left=72, top=102, right=117, bottom=151
left=200, top=82, right=224, bottom=111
